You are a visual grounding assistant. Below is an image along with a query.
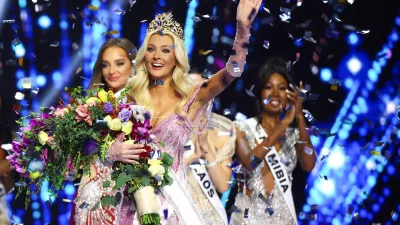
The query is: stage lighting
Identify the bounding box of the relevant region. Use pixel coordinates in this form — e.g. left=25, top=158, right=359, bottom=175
left=348, top=33, right=359, bottom=46
left=344, top=78, right=353, bottom=89
left=64, top=184, right=76, bottom=195
left=318, top=179, right=335, bottom=197
left=59, top=20, right=68, bottom=29
left=32, top=211, right=41, bottom=219
left=390, top=32, right=399, bottom=42
left=327, top=150, right=345, bottom=168
left=13, top=44, right=26, bottom=57
left=396, top=17, right=400, bottom=26
left=386, top=101, right=396, bottom=113
left=310, top=135, right=320, bottom=146
left=15, top=70, right=25, bottom=79
left=52, top=71, right=62, bottom=81
left=38, top=15, right=52, bottom=29
left=19, top=0, right=27, bottom=7
left=338, top=129, right=349, bottom=140
left=368, top=68, right=378, bottom=82
left=36, top=75, right=47, bottom=87
left=347, top=57, right=362, bottom=74
left=320, top=68, right=332, bottom=81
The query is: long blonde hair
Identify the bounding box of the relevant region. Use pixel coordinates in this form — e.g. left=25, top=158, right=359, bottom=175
left=127, top=31, right=194, bottom=116
left=89, top=38, right=136, bottom=90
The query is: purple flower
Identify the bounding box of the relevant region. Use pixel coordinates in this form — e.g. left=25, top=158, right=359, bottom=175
left=104, top=102, right=114, bottom=114
left=82, top=139, right=100, bottom=155
left=118, top=108, right=132, bottom=122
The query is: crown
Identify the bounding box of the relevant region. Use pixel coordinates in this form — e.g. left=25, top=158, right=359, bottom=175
left=146, top=12, right=184, bottom=40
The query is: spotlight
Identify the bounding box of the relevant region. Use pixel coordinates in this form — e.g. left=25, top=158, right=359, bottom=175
left=13, top=44, right=26, bottom=57
left=386, top=101, right=396, bottom=114
left=38, top=15, right=52, bottom=29
left=347, top=57, right=362, bottom=75
left=348, top=33, right=359, bottom=46
left=36, top=75, right=47, bottom=87
left=320, top=68, right=332, bottom=81
left=327, top=150, right=345, bottom=168
left=344, top=78, right=353, bottom=89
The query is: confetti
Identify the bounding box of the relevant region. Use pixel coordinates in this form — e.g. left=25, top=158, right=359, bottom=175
left=102, top=30, right=119, bottom=36
left=18, top=57, right=23, bottom=66
left=373, top=141, right=386, bottom=147
left=245, top=88, right=255, bottom=97
left=1, top=143, right=12, bottom=151
left=244, top=208, right=249, bottom=218
left=223, top=109, right=231, bottom=115
left=263, top=40, right=270, bottom=49
left=129, top=0, right=137, bottom=7
left=263, top=96, right=272, bottom=105
left=370, top=150, right=380, bottom=156
left=308, top=93, right=319, bottom=101
left=114, top=8, right=126, bottom=15
left=218, top=131, right=231, bottom=136
left=303, top=109, right=316, bottom=123
left=263, top=7, right=270, bottom=14
left=141, top=20, right=147, bottom=23
left=304, top=146, right=314, bottom=155
left=31, top=87, right=40, bottom=98
left=163, top=208, right=168, bottom=220
left=15, top=92, right=25, bottom=100
left=303, top=31, right=316, bottom=43
left=192, top=16, right=202, bottom=23
left=50, top=41, right=60, bottom=47
left=79, top=202, right=89, bottom=209
left=231, top=61, right=241, bottom=73
left=15, top=181, right=27, bottom=187
left=12, top=38, right=21, bottom=46
left=88, top=5, right=99, bottom=10
left=199, top=49, right=212, bottom=55
left=2, top=19, right=15, bottom=23
left=357, top=30, right=370, bottom=34
left=21, top=78, right=32, bottom=89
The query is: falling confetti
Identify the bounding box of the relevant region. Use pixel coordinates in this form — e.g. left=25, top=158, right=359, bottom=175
left=303, top=31, right=317, bottom=43
left=12, top=38, right=21, bottom=46
left=88, top=5, right=99, bottom=10
left=15, top=181, right=27, bottom=187
left=263, top=40, right=270, bottom=49
left=192, top=16, right=202, bottom=23
left=199, top=49, right=213, bottom=55
left=263, top=7, right=270, bottom=14
left=15, top=92, right=25, bottom=100
left=21, top=78, right=32, bottom=89
left=31, top=87, right=40, bottom=98
left=2, top=19, right=15, bottom=23
left=50, top=41, right=60, bottom=47
left=263, top=96, right=272, bottom=105
left=114, top=8, right=126, bottom=15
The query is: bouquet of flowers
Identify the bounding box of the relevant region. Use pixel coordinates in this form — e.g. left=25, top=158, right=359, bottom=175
left=7, top=86, right=174, bottom=219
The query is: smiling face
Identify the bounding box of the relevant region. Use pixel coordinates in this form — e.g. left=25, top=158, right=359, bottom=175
left=261, top=73, right=289, bottom=114
left=144, top=33, right=177, bottom=80
left=101, top=46, right=132, bottom=92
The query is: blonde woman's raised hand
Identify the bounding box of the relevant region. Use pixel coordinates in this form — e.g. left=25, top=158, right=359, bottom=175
left=236, top=0, right=263, bottom=27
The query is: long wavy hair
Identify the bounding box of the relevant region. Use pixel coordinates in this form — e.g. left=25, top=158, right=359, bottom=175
left=126, top=31, right=193, bottom=116
left=89, top=38, right=136, bottom=90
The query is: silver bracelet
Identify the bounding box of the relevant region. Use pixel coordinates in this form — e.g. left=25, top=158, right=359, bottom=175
left=206, top=159, right=218, bottom=168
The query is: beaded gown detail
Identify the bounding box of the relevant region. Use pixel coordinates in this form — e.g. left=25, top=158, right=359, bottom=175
left=230, top=119, right=299, bottom=225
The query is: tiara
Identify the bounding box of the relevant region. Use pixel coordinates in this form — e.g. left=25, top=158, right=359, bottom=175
left=146, top=12, right=184, bottom=40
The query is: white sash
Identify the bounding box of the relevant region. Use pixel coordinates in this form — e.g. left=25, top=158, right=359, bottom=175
left=244, top=118, right=298, bottom=224
left=189, top=164, right=228, bottom=225
left=160, top=169, right=205, bottom=225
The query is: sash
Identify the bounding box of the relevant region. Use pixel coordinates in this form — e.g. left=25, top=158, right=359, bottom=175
left=160, top=169, right=205, bottom=225
left=189, top=164, right=228, bottom=225
left=244, top=118, right=298, bottom=224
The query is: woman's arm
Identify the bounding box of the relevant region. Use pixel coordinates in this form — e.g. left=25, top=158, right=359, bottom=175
left=195, top=133, right=232, bottom=193
left=194, top=0, right=262, bottom=108
left=235, top=119, right=292, bottom=171
left=294, top=116, right=316, bottom=172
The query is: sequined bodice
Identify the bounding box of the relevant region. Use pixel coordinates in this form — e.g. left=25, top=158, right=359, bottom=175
left=231, top=119, right=299, bottom=225
left=153, top=114, right=191, bottom=177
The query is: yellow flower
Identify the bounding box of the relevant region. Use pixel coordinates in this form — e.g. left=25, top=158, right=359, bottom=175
left=121, top=121, right=133, bottom=135
left=108, top=118, right=122, bottom=131
left=29, top=171, right=41, bottom=180
left=108, top=90, right=115, bottom=101
left=86, top=97, right=100, bottom=105
left=64, top=108, right=70, bottom=114
left=104, top=115, right=112, bottom=122
left=123, top=140, right=134, bottom=144
left=38, top=131, right=49, bottom=145
left=98, top=89, right=108, bottom=103
left=148, top=159, right=165, bottom=179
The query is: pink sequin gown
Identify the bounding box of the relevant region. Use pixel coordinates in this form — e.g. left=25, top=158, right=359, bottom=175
left=119, top=82, right=209, bottom=225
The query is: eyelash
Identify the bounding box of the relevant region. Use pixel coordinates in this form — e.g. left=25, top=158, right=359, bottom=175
left=265, top=86, right=286, bottom=90
left=147, top=47, right=170, bottom=53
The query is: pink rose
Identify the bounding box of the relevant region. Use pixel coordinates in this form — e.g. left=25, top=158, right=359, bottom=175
left=54, top=108, right=66, bottom=117
left=75, top=104, right=92, bottom=125
left=46, top=136, right=54, bottom=145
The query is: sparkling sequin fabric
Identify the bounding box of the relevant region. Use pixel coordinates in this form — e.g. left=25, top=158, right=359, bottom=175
left=231, top=119, right=299, bottom=225
left=74, top=159, right=125, bottom=225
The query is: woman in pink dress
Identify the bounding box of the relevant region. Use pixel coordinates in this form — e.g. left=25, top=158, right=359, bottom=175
left=69, top=38, right=146, bottom=225
left=123, top=0, right=262, bottom=224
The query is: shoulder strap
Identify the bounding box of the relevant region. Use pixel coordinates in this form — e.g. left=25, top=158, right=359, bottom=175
left=183, top=81, right=205, bottom=113
left=244, top=118, right=268, bottom=144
